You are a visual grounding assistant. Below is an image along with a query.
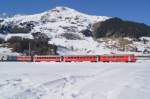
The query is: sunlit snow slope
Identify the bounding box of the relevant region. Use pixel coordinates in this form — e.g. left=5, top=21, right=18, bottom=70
left=0, top=62, right=150, bottom=99
left=1, top=7, right=150, bottom=55
left=0, top=7, right=111, bottom=55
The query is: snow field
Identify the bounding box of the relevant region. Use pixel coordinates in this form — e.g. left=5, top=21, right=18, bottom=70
left=0, top=62, right=150, bottom=99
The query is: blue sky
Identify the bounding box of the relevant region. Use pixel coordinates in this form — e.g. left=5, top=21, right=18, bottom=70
left=0, top=0, right=150, bottom=25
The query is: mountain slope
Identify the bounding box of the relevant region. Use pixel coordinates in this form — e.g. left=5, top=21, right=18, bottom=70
left=1, top=7, right=109, bottom=38
left=0, top=7, right=150, bottom=55
left=0, top=7, right=111, bottom=55
left=92, top=17, right=150, bottom=38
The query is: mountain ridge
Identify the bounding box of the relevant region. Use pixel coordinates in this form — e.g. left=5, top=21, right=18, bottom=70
left=92, top=17, right=150, bottom=38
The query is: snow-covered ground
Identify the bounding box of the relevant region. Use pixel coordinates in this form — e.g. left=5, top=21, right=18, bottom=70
left=0, top=47, right=19, bottom=56
left=0, top=62, right=150, bottom=99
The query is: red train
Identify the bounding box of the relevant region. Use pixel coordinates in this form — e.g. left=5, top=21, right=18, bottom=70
left=11, top=54, right=136, bottom=62
left=99, top=54, right=136, bottom=62
left=33, top=56, right=62, bottom=62
left=63, top=55, right=98, bottom=62
left=16, top=56, right=32, bottom=62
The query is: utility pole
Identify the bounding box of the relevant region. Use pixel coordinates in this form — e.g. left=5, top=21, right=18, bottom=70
left=29, top=41, right=34, bottom=62
left=29, top=42, right=31, bottom=56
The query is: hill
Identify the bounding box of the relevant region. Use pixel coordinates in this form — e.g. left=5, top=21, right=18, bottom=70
left=92, top=17, right=150, bottom=38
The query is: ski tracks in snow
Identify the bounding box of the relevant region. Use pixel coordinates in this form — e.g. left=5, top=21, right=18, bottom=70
left=0, top=63, right=150, bottom=99
left=0, top=74, right=98, bottom=99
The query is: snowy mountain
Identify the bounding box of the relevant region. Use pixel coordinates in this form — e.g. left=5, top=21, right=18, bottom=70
left=0, top=7, right=111, bottom=55
left=1, top=7, right=109, bottom=35
left=0, top=6, right=150, bottom=55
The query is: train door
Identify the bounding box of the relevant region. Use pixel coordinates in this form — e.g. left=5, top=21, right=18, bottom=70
left=128, top=55, right=131, bottom=62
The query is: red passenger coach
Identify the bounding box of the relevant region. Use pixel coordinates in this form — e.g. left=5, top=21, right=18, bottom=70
left=16, top=56, right=32, bottom=62
left=63, top=55, right=97, bottom=62
left=99, top=54, right=136, bottom=62
left=33, top=56, right=62, bottom=62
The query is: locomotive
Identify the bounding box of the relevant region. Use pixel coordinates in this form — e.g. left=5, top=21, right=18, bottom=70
left=2, top=54, right=136, bottom=62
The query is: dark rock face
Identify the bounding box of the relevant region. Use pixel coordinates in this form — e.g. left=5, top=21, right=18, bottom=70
left=0, top=21, right=37, bottom=34
left=0, top=19, right=4, bottom=23
left=60, top=33, right=82, bottom=40
left=0, top=38, right=4, bottom=44
left=0, top=25, right=31, bottom=34
left=92, top=17, right=150, bottom=39
left=81, top=29, right=93, bottom=37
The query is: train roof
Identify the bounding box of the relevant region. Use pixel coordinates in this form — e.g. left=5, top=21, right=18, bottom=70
left=101, top=54, right=135, bottom=56
left=62, top=55, right=98, bottom=57
left=34, top=55, right=61, bottom=57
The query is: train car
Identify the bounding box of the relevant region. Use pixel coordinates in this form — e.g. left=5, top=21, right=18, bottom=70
left=99, top=54, right=136, bottom=62
left=33, top=55, right=62, bottom=62
left=16, top=56, right=32, bottom=62
left=63, top=55, right=98, bottom=62
left=7, top=56, right=17, bottom=61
